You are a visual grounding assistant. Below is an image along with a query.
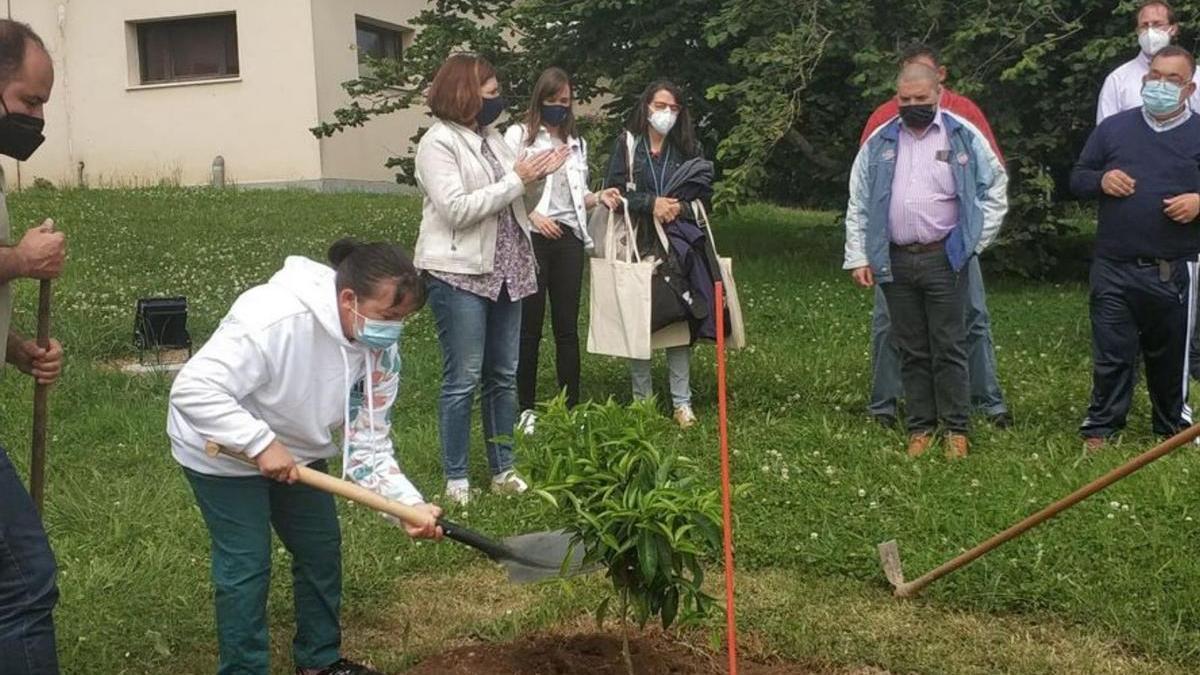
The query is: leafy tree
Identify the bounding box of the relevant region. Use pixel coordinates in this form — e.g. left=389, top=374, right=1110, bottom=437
left=314, top=0, right=1200, bottom=275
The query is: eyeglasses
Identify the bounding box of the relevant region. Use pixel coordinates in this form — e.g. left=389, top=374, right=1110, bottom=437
left=649, top=102, right=681, bottom=113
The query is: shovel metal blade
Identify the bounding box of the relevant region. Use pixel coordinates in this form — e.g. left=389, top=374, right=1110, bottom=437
left=498, top=529, right=597, bottom=583
left=878, top=539, right=906, bottom=588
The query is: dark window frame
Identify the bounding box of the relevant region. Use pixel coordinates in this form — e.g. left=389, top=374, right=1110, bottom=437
left=135, top=13, right=240, bottom=85
left=355, top=17, right=406, bottom=76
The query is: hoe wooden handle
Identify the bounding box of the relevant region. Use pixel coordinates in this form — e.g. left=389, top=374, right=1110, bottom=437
left=203, top=441, right=435, bottom=529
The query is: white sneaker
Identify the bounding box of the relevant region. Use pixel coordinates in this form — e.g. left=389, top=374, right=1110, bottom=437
left=673, top=405, right=697, bottom=429
left=491, top=470, right=529, bottom=495
left=445, top=479, right=471, bottom=506
left=518, top=409, right=537, bottom=435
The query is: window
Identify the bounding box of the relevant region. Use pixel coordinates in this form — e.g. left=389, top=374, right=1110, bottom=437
left=356, top=18, right=404, bottom=76
left=136, top=14, right=239, bottom=85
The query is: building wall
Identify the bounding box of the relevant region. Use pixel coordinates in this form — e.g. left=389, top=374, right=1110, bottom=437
left=309, top=0, right=428, bottom=189
left=3, top=0, right=325, bottom=189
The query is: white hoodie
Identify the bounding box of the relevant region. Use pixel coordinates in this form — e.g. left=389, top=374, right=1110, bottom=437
left=167, top=256, right=424, bottom=506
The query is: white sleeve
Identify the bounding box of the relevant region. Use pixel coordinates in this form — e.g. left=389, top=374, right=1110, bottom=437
left=1096, top=73, right=1119, bottom=125
left=169, top=322, right=276, bottom=458
left=344, top=346, right=424, bottom=509
left=973, top=133, right=1008, bottom=253
left=415, top=131, right=526, bottom=231
left=842, top=145, right=871, bottom=270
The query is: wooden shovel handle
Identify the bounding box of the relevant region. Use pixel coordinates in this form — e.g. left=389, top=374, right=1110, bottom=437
left=29, top=278, right=51, bottom=513
left=203, top=441, right=435, bottom=530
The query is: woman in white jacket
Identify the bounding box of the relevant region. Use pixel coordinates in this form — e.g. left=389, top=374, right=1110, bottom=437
left=414, top=53, right=568, bottom=505
left=504, top=67, right=621, bottom=431
left=168, top=239, right=441, bottom=675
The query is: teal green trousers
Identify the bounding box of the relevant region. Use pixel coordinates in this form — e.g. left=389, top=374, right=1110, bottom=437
left=185, top=462, right=341, bottom=675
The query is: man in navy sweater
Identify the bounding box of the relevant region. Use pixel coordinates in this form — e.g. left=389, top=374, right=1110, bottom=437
left=1071, top=45, right=1200, bottom=451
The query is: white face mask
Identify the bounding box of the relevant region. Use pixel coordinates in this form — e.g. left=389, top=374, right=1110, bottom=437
left=648, top=108, right=678, bottom=136
left=1139, top=26, right=1172, bottom=56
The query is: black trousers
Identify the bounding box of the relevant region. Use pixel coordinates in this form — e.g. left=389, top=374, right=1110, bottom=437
left=1082, top=256, right=1194, bottom=439
left=518, top=230, right=585, bottom=411
left=880, top=247, right=971, bottom=434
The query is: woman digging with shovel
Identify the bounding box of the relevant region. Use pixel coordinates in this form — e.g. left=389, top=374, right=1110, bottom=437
left=167, top=238, right=442, bottom=675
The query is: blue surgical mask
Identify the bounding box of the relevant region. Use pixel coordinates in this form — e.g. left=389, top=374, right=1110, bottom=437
left=1143, top=80, right=1185, bottom=117
left=353, top=300, right=404, bottom=350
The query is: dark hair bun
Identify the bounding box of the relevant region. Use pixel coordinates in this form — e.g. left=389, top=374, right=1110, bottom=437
left=327, top=238, right=361, bottom=267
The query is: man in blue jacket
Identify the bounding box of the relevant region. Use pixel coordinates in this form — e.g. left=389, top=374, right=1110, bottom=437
left=1071, top=45, right=1200, bottom=451
left=843, top=63, right=1008, bottom=459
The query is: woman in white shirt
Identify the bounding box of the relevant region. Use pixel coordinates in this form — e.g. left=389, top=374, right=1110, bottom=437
left=504, top=67, right=619, bottom=430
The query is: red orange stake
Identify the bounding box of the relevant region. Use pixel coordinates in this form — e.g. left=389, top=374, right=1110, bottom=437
left=715, top=281, right=738, bottom=675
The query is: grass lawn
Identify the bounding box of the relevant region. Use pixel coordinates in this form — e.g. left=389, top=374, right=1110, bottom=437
left=0, top=187, right=1197, bottom=674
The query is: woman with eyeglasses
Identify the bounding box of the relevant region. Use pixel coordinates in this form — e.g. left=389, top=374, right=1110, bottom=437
left=414, top=53, right=568, bottom=504
left=168, top=239, right=442, bottom=675
left=600, top=80, right=706, bottom=428
left=504, top=67, right=620, bottom=432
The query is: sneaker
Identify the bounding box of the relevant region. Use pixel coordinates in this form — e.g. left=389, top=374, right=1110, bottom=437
left=518, top=409, right=537, bottom=435
left=491, top=469, right=529, bottom=495
left=299, top=658, right=382, bottom=675
left=445, top=479, right=471, bottom=506
left=945, top=433, right=970, bottom=460
left=906, top=433, right=934, bottom=458
left=673, top=405, right=697, bottom=429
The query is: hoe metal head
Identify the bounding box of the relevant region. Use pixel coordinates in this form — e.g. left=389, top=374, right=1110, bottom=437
left=877, top=539, right=907, bottom=590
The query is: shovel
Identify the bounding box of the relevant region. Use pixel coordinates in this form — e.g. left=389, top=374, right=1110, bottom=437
left=204, top=442, right=591, bottom=583
left=878, top=423, right=1200, bottom=598
left=29, top=276, right=51, bottom=513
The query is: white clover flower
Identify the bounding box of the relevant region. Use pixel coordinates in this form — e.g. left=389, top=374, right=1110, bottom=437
left=1121, top=504, right=1130, bottom=512
left=1109, top=501, right=1121, bottom=510
left=810, top=532, right=819, bottom=540
left=1107, top=513, right=1115, bottom=520
left=1031, top=453, right=1039, bottom=460
left=970, top=479, right=981, bottom=488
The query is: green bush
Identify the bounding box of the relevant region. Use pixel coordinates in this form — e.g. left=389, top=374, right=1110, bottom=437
left=517, top=397, right=723, bottom=636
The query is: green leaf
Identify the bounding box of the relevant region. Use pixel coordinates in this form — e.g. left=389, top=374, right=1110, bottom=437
left=661, top=588, right=680, bottom=629
left=595, top=595, right=610, bottom=629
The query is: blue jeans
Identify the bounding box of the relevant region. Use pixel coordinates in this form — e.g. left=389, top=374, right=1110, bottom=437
left=630, top=346, right=692, bottom=408
left=870, top=256, right=1008, bottom=418
left=0, top=446, right=59, bottom=675
left=185, top=463, right=342, bottom=675
left=427, top=276, right=522, bottom=481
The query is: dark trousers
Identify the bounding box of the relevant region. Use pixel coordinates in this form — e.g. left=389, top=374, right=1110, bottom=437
left=518, top=231, right=585, bottom=410
left=185, top=462, right=342, bottom=675
left=879, top=247, right=970, bottom=434
left=0, top=446, right=59, bottom=675
left=1082, top=257, right=1194, bottom=439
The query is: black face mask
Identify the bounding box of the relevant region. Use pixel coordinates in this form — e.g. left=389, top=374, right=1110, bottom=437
left=898, top=104, right=936, bottom=131
left=477, top=95, right=507, bottom=127
left=0, top=99, right=44, bottom=161
left=540, top=103, right=570, bottom=127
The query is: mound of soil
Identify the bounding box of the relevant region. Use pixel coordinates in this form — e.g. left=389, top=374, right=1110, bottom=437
left=403, top=631, right=869, bottom=675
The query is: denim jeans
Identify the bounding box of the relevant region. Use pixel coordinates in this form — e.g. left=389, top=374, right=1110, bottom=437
left=185, top=463, right=341, bottom=675
left=879, top=248, right=971, bottom=434
left=870, top=255, right=1007, bottom=417
left=427, top=276, right=522, bottom=481
left=630, top=346, right=692, bottom=408
left=0, top=446, right=59, bottom=675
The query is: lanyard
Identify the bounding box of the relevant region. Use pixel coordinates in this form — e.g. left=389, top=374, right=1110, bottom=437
left=642, top=138, right=671, bottom=196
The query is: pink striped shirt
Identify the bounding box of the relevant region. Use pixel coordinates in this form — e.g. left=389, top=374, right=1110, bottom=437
left=887, top=120, right=959, bottom=246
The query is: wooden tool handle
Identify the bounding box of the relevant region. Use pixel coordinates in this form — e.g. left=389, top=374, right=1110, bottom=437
left=895, top=422, right=1200, bottom=597
left=29, top=278, right=52, bottom=513
left=203, top=441, right=434, bottom=529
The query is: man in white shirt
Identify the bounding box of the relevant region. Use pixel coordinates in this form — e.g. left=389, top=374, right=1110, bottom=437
left=1097, top=1, right=1200, bottom=124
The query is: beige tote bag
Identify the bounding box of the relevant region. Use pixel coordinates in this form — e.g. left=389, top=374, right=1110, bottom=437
left=692, top=200, right=747, bottom=350
left=587, top=200, right=655, bottom=360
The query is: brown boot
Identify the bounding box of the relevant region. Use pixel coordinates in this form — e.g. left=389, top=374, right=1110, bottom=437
left=906, top=433, right=934, bottom=458
left=945, top=433, right=970, bottom=460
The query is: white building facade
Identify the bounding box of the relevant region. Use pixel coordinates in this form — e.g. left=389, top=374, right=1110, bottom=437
left=3, top=0, right=428, bottom=191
